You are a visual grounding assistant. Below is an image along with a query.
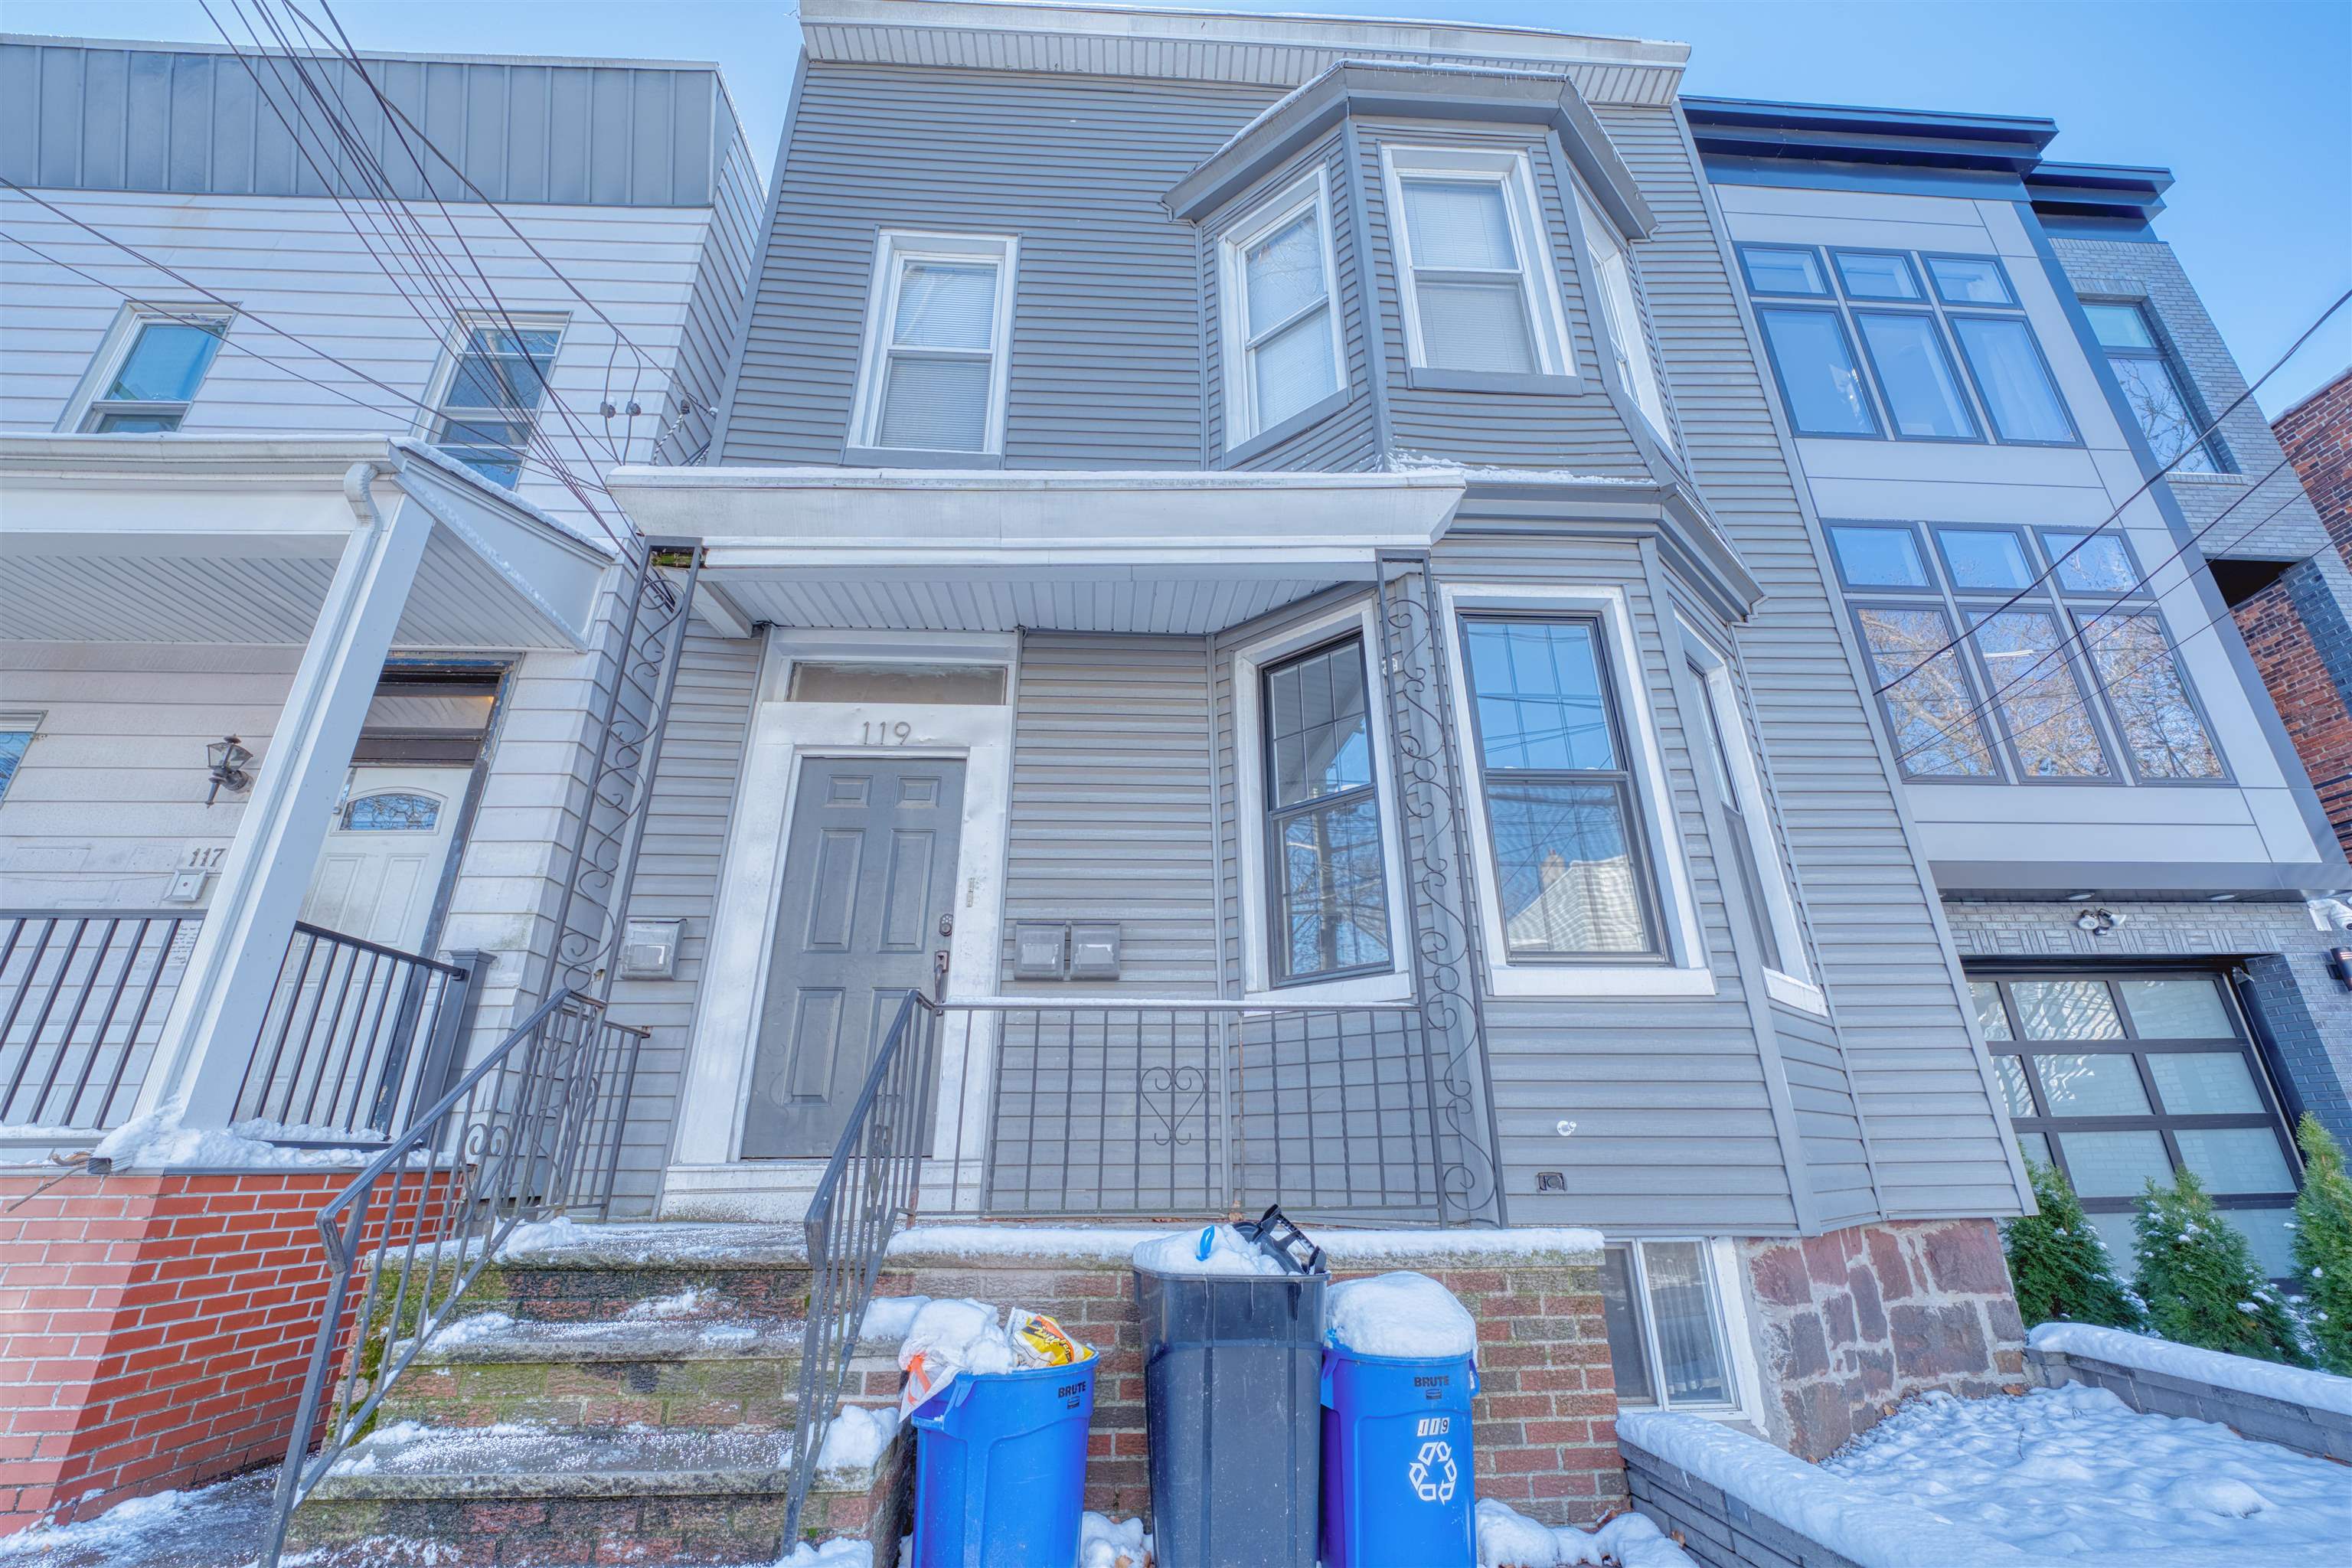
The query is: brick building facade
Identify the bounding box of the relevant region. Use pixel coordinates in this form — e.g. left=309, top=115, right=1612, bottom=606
left=2265, top=370, right=2352, bottom=853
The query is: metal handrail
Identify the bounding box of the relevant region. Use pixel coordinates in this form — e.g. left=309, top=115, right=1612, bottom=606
left=779, top=988, right=1474, bottom=1540
left=260, top=986, right=648, bottom=1566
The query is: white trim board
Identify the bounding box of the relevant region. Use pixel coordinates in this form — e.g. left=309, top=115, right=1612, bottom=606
left=663, top=629, right=1017, bottom=1189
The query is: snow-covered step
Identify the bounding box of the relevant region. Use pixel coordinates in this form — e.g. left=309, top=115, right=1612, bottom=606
left=394, top=1220, right=814, bottom=1326
left=381, top=1312, right=812, bottom=1431
left=287, top=1419, right=908, bottom=1566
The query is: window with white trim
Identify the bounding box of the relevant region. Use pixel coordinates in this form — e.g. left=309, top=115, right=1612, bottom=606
left=1262, top=635, right=1392, bottom=985
left=0, top=715, right=38, bottom=805
left=1570, top=178, right=1671, bottom=445
left=77, top=312, right=230, bottom=432
left=1220, top=174, right=1346, bottom=445
left=851, top=231, right=1018, bottom=456
left=1682, top=635, right=1810, bottom=996
left=1601, top=1240, right=1738, bottom=1410
left=1383, top=146, right=1570, bottom=377
left=428, top=315, right=567, bottom=488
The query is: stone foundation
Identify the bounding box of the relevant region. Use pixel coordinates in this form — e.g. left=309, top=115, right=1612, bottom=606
left=1736, top=1220, right=2026, bottom=1459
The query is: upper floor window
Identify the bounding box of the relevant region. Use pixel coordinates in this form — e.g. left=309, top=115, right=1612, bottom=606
left=1740, top=245, right=2076, bottom=448
left=1383, top=146, right=1571, bottom=380
left=78, top=313, right=229, bottom=432
left=1220, top=174, right=1345, bottom=446
left=1263, top=635, right=1392, bottom=985
left=430, top=318, right=565, bottom=488
left=1459, top=616, right=1659, bottom=959
left=1570, top=178, right=1673, bottom=446
left=851, top=231, right=1018, bottom=456
left=1828, top=519, right=2226, bottom=785
left=1683, top=633, right=1813, bottom=1004
left=2082, top=301, right=2223, bottom=474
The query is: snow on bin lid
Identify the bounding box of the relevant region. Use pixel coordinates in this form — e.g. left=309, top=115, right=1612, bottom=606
left=1327, top=1271, right=1478, bottom=1360
left=1132, top=1223, right=1296, bottom=1276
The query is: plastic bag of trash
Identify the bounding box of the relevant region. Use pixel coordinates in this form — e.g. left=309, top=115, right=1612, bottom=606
left=897, top=1298, right=1090, bottom=1417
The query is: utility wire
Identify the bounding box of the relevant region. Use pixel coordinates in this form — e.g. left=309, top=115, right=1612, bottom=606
left=0, top=229, right=607, bottom=495
left=1873, top=286, right=2352, bottom=697
left=1890, top=483, right=2315, bottom=774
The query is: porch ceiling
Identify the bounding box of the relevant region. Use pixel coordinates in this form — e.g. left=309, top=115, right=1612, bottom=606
left=607, top=463, right=1468, bottom=636
left=0, top=436, right=612, bottom=650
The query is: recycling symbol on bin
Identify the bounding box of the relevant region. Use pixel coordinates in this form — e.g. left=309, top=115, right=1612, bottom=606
left=1408, top=1439, right=1458, bottom=1504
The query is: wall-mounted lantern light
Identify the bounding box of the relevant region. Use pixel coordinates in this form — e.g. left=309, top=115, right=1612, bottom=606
left=205, top=736, right=253, bottom=805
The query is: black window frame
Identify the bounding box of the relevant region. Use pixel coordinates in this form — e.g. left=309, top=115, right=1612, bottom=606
left=2080, top=298, right=2231, bottom=475
left=1456, top=612, right=1668, bottom=965
left=1972, top=967, right=2304, bottom=1282
left=1259, top=632, right=1394, bottom=987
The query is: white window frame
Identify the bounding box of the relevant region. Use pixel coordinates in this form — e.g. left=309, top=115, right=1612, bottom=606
left=1439, top=581, right=1710, bottom=998
left=0, top=710, right=42, bottom=807
left=1231, top=601, right=1411, bottom=1004
left=1217, top=171, right=1348, bottom=449
left=1568, top=175, right=1674, bottom=448
left=1605, top=1236, right=1765, bottom=1419
left=1677, top=620, right=1824, bottom=1014
left=848, top=230, right=1019, bottom=457
left=1380, top=144, right=1574, bottom=380
left=62, top=305, right=234, bottom=433
left=418, top=310, right=572, bottom=481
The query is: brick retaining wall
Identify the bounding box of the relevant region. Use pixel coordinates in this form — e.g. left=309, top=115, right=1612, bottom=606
left=874, top=1235, right=1624, bottom=1527
left=0, top=1168, right=431, bottom=1533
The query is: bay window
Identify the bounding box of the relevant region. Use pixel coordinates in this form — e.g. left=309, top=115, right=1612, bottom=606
left=1383, top=146, right=1570, bottom=380
left=1262, top=635, right=1392, bottom=985
left=1221, top=174, right=1345, bottom=446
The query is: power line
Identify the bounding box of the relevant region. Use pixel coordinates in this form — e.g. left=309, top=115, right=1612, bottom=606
left=1873, top=286, right=2352, bottom=697
left=0, top=229, right=611, bottom=497
left=1887, top=483, right=2316, bottom=775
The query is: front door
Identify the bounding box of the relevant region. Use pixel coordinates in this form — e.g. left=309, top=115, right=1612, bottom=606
left=740, top=756, right=966, bottom=1158
left=302, top=764, right=472, bottom=949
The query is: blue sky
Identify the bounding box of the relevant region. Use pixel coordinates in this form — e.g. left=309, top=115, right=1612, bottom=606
left=13, top=0, right=2347, bottom=413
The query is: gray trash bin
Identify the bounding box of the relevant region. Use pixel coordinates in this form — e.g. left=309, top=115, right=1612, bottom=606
left=1134, top=1207, right=1328, bottom=1568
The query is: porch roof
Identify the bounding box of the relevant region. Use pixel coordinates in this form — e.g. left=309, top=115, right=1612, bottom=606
left=0, top=435, right=612, bottom=650
left=609, top=465, right=1470, bottom=635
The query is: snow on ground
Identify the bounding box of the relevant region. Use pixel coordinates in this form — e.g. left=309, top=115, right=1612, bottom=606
left=2027, top=1321, right=2352, bottom=1415
left=1820, top=1383, right=2352, bottom=1566
left=1476, top=1499, right=1697, bottom=1568
left=1076, top=1511, right=1150, bottom=1568
left=1132, top=1223, right=1296, bottom=1276
left=1326, top=1271, right=1478, bottom=1360
left=495, top=1215, right=591, bottom=1256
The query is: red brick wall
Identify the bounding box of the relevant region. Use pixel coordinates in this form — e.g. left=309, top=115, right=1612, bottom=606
left=874, top=1241, right=1622, bottom=1528
left=0, top=1169, right=425, bottom=1533
left=1736, top=1219, right=2027, bottom=1461
left=2273, top=370, right=2352, bottom=558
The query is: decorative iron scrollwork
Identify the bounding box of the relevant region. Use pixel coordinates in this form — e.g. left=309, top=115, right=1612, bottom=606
left=1374, top=557, right=1504, bottom=1225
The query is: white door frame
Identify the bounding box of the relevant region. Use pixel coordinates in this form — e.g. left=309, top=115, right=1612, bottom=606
left=665, top=630, right=1014, bottom=1212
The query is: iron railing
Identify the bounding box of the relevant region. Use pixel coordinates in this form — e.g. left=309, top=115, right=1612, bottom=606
left=260, top=988, right=646, bottom=1566
left=781, top=991, right=1455, bottom=1538
left=0, top=911, right=479, bottom=1143
left=0, top=911, right=198, bottom=1131
left=237, top=923, right=475, bottom=1140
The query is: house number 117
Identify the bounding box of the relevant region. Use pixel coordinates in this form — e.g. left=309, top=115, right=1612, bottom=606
left=860, top=720, right=914, bottom=746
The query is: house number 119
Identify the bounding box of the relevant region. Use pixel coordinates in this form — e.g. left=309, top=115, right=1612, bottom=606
left=860, top=720, right=914, bottom=746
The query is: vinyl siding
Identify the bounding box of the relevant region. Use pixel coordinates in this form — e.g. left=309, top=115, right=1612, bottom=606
left=997, top=633, right=1221, bottom=995
left=1352, top=119, right=1651, bottom=476
left=1599, top=100, right=2024, bottom=1220
left=660, top=123, right=764, bottom=466
left=720, top=64, right=1276, bottom=469
left=0, top=187, right=719, bottom=544
left=604, top=629, right=763, bottom=1216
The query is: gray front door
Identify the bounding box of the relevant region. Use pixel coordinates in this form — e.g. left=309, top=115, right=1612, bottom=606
left=740, top=756, right=965, bottom=1158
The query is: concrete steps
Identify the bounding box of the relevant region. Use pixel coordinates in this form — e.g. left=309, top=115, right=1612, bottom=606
left=286, top=1223, right=910, bottom=1566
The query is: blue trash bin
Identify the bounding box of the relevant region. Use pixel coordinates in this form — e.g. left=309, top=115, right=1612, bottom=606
left=1319, top=1344, right=1478, bottom=1568
left=908, top=1354, right=1096, bottom=1568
